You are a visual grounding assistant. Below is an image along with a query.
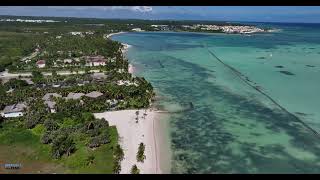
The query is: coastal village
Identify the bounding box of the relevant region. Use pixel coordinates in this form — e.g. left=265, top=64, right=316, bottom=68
left=149, top=23, right=269, bottom=34
left=129, top=23, right=268, bottom=34
left=180, top=24, right=267, bottom=34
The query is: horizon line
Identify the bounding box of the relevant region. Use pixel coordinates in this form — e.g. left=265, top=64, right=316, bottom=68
left=1, top=14, right=320, bottom=24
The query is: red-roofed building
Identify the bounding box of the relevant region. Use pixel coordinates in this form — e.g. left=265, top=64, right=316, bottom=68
left=36, top=60, right=46, bottom=68
left=85, top=55, right=107, bottom=66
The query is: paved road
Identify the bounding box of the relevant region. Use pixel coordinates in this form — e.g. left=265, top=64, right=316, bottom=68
left=0, top=69, right=101, bottom=79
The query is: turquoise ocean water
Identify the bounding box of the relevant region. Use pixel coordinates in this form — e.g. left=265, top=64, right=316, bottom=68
left=112, top=23, right=320, bottom=173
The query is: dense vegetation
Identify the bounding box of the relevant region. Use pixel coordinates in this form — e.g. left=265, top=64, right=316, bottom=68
left=0, top=72, right=154, bottom=112
left=0, top=65, right=154, bottom=174
left=0, top=15, right=253, bottom=73
left=0, top=80, right=126, bottom=173
left=0, top=16, right=157, bottom=173
left=131, top=164, right=140, bottom=174
left=0, top=30, right=40, bottom=71
left=6, top=33, right=125, bottom=72
left=0, top=117, right=120, bottom=173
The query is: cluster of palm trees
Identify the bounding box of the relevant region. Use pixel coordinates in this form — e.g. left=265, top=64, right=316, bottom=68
left=137, top=142, right=146, bottom=163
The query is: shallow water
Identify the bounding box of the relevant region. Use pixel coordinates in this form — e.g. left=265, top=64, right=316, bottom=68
left=112, top=23, right=320, bottom=173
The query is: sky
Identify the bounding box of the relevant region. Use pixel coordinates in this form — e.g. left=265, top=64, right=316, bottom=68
left=1, top=6, right=320, bottom=23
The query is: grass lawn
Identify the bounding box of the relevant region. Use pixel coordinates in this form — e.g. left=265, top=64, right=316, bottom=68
left=0, top=119, right=118, bottom=174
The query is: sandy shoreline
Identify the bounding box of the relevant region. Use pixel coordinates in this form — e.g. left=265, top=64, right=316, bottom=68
left=106, top=31, right=131, bottom=53
left=106, top=31, right=127, bottom=39
left=120, top=42, right=134, bottom=74
left=98, top=32, right=169, bottom=174
left=94, top=109, right=164, bottom=174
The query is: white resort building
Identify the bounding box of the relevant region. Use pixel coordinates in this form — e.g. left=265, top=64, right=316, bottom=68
left=131, top=28, right=144, bottom=32
left=1, top=103, right=27, bottom=118
left=70, top=32, right=82, bottom=36
left=85, top=55, right=108, bottom=67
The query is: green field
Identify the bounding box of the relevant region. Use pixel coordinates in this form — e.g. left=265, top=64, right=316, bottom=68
left=0, top=119, right=118, bottom=174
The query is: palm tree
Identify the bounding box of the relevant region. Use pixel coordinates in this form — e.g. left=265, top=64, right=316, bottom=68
left=143, top=110, right=147, bottom=119
left=135, top=111, right=139, bottom=123
left=130, top=165, right=140, bottom=174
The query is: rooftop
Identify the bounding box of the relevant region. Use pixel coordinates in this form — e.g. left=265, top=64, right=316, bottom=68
left=91, top=59, right=106, bottom=63
left=44, top=100, right=56, bottom=109
left=36, top=60, right=46, bottom=65
left=3, top=103, right=27, bottom=114
left=91, top=72, right=108, bottom=79
left=86, top=55, right=107, bottom=62
left=66, top=92, right=85, bottom=100
left=42, top=93, right=62, bottom=101
left=85, top=91, right=103, bottom=98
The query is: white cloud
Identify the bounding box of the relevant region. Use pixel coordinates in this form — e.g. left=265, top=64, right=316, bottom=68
left=46, top=6, right=153, bottom=13
left=132, top=6, right=153, bottom=13
left=110, top=6, right=152, bottom=13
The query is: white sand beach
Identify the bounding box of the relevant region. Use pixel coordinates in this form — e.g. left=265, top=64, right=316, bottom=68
left=105, top=31, right=131, bottom=53
left=94, top=109, right=162, bottom=174
left=97, top=32, right=169, bottom=174
left=106, top=31, right=126, bottom=39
